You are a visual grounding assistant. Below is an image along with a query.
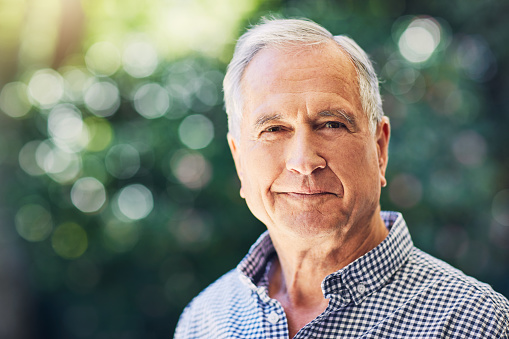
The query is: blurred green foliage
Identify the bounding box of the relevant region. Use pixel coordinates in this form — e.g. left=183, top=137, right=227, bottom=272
left=0, top=0, right=508, bottom=338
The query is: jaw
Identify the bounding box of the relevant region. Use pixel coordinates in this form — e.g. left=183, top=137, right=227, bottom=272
left=267, top=193, right=349, bottom=238
left=261, top=186, right=381, bottom=240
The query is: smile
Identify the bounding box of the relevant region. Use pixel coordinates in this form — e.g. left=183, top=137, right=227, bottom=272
left=280, top=192, right=339, bottom=198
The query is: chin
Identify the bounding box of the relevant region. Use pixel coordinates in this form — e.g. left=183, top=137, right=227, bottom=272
left=276, top=213, right=345, bottom=238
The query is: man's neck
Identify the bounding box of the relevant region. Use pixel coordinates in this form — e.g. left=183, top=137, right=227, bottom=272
left=267, top=209, right=389, bottom=338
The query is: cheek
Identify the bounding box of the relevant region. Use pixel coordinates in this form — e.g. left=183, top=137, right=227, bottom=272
left=332, top=142, right=380, bottom=187
left=239, top=145, right=283, bottom=225
left=241, top=144, right=283, bottom=193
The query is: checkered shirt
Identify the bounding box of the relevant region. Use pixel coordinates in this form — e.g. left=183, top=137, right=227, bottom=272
left=174, top=211, right=509, bottom=338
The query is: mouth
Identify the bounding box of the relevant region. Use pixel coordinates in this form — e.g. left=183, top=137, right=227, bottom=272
left=272, top=180, right=343, bottom=199
left=279, top=191, right=339, bottom=198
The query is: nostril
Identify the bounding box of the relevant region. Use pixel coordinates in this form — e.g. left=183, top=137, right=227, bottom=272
left=285, top=130, right=326, bottom=175
left=286, top=151, right=326, bottom=175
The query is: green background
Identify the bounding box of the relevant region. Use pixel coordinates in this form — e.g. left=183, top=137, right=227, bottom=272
left=0, top=0, right=508, bottom=338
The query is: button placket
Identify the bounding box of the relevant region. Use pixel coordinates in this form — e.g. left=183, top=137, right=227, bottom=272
left=267, top=311, right=279, bottom=324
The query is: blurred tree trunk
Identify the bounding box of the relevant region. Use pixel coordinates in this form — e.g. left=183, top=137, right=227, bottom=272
left=0, top=209, right=33, bottom=339
left=0, top=0, right=85, bottom=87
left=52, top=0, right=85, bottom=69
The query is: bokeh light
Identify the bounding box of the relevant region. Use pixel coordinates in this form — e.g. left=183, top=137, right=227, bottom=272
left=84, top=117, right=113, bottom=152
left=51, top=222, right=88, bottom=259
left=114, top=184, right=154, bottom=221
left=165, top=60, right=199, bottom=119
left=455, top=35, right=496, bottom=82
left=178, top=114, right=214, bottom=149
left=133, top=83, right=170, bottom=119
left=122, top=38, right=159, bottom=78
left=35, top=140, right=81, bottom=183
left=105, top=144, right=140, bottom=179
left=387, top=67, right=426, bottom=103
left=15, top=204, right=53, bottom=242
left=19, top=140, right=45, bottom=176
left=194, top=72, right=221, bottom=108
left=27, top=68, right=64, bottom=108
left=398, top=17, right=441, bottom=63
left=62, top=67, right=92, bottom=103
left=170, top=150, right=212, bottom=190
left=85, top=41, right=121, bottom=76
left=71, top=177, right=107, bottom=213
left=83, top=80, right=120, bottom=117
left=0, top=82, right=32, bottom=118
left=47, top=104, right=88, bottom=153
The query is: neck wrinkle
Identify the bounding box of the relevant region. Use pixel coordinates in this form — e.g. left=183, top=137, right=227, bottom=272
left=268, top=208, right=388, bottom=306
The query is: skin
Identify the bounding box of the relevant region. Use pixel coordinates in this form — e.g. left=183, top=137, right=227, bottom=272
left=228, top=41, right=391, bottom=338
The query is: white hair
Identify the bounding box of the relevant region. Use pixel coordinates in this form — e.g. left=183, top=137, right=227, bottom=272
left=223, top=17, right=384, bottom=141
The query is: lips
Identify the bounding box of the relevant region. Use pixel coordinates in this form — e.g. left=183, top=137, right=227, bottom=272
left=287, top=191, right=335, bottom=195
left=271, top=176, right=344, bottom=197
left=277, top=190, right=340, bottom=197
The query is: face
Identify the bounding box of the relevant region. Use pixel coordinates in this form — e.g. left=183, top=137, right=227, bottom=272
left=228, top=42, right=390, bottom=239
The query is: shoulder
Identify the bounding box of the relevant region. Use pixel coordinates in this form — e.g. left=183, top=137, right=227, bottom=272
left=174, top=269, right=254, bottom=338
left=410, top=248, right=508, bottom=307
left=396, top=248, right=509, bottom=336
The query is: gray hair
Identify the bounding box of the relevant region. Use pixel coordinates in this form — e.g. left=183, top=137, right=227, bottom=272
left=223, top=18, right=383, bottom=141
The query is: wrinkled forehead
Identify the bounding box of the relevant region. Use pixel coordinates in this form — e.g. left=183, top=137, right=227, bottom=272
left=241, top=42, right=359, bottom=99
left=245, top=41, right=356, bottom=80
left=240, top=42, right=362, bottom=117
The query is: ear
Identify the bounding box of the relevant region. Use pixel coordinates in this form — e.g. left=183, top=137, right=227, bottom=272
left=227, top=133, right=245, bottom=198
left=375, top=116, right=391, bottom=188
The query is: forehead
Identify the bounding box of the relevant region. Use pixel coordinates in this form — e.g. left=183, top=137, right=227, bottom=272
left=241, top=42, right=362, bottom=116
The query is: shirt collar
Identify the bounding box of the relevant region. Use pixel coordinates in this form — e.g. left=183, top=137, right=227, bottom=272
left=237, top=211, right=413, bottom=305
left=322, top=211, right=413, bottom=305
left=237, top=229, right=276, bottom=289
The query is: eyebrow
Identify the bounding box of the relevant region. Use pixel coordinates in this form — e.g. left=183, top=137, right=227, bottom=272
left=319, top=109, right=356, bottom=127
left=254, top=114, right=282, bottom=129
left=253, top=109, right=357, bottom=129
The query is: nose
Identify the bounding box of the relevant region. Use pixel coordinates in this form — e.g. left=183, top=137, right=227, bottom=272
left=285, top=129, right=326, bottom=175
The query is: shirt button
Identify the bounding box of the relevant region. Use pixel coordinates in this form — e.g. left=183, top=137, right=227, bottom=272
left=267, top=311, right=279, bottom=324
left=357, top=284, right=366, bottom=294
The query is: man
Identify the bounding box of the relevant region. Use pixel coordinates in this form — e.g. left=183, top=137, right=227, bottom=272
left=175, top=18, right=509, bottom=338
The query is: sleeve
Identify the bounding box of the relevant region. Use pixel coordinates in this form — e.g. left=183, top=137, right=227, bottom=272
left=173, top=301, right=194, bottom=339
left=447, top=290, right=509, bottom=338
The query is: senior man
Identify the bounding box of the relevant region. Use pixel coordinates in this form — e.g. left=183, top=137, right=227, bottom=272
left=175, top=18, right=509, bottom=338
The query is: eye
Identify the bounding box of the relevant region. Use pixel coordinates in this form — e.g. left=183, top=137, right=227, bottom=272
left=324, top=121, right=344, bottom=129
left=265, top=126, right=282, bottom=132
